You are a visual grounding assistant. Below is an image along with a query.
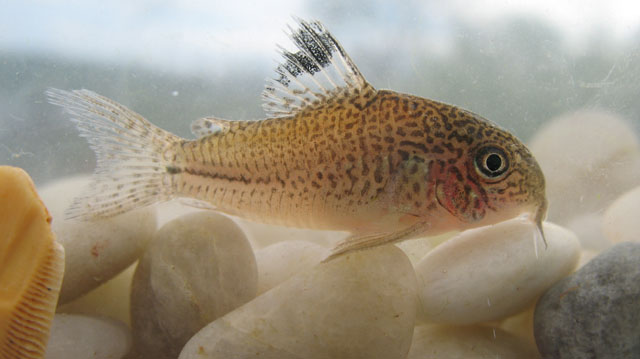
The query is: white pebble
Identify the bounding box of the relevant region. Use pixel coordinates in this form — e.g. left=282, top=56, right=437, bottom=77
left=39, top=175, right=157, bottom=304
left=500, top=304, right=536, bottom=347
left=603, top=185, right=640, bottom=244
left=234, top=217, right=345, bottom=249
left=416, top=218, right=580, bottom=324
left=179, top=245, right=417, bottom=359
left=255, top=240, right=328, bottom=294
left=565, top=213, right=612, bottom=251
left=407, top=324, right=539, bottom=358
left=45, top=314, right=131, bottom=359
left=154, top=200, right=205, bottom=228
left=395, top=232, right=455, bottom=265
left=130, top=212, right=257, bottom=359
left=529, top=110, right=640, bottom=223
left=57, top=262, right=137, bottom=326
left=577, top=249, right=600, bottom=269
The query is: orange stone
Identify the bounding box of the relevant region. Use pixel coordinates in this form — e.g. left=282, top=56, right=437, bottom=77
left=0, top=166, right=65, bottom=359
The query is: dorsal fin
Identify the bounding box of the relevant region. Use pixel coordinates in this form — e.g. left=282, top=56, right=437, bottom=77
left=262, top=18, right=373, bottom=118
left=190, top=117, right=232, bottom=138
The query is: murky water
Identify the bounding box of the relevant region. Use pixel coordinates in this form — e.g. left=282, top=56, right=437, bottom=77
left=2, top=2, right=639, bottom=358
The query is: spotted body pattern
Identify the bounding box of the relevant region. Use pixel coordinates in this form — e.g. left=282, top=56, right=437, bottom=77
left=47, top=19, right=547, bottom=258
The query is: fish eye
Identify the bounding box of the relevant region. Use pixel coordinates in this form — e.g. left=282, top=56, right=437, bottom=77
left=474, top=146, right=509, bottom=179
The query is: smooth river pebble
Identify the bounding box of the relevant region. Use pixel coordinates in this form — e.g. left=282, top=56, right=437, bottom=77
left=395, top=232, right=455, bottom=265
left=500, top=304, right=536, bottom=346
left=407, top=324, right=540, bottom=359
left=564, top=213, right=612, bottom=251
left=57, top=262, right=137, bottom=325
left=529, top=110, right=640, bottom=223
left=234, top=217, right=344, bottom=249
left=416, top=218, right=580, bottom=324
left=255, top=240, right=328, bottom=294
left=603, top=185, right=640, bottom=244
left=534, top=242, right=640, bottom=358
left=39, top=175, right=157, bottom=304
left=130, top=212, right=258, bottom=359
left=179, top=245, right=417, bottom=359
left=45, top=314, right=131, bottom=359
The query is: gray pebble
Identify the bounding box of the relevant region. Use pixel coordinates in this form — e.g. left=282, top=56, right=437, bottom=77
left=534, top=242, right=640, bottom=358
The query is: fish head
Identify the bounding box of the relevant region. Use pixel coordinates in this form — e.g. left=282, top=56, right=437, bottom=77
left=432, top=114, right=547, bottom=235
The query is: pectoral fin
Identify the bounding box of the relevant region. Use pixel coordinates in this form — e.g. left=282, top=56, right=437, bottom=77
left=178, top=198, right=217, bottom=210
left=324, top=224, right=424, bottom=262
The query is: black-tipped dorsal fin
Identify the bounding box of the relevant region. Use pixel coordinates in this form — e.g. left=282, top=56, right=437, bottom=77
left=262, top=19, right=373, bottom=118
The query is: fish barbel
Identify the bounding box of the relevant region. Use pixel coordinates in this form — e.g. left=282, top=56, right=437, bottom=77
left=47, top=19, right=547, bottom=258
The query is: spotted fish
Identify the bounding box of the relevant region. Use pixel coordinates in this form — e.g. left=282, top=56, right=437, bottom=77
left=47, top=19, right=547, bottom=259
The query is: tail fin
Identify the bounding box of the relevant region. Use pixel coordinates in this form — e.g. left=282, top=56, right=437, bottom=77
left=46, top=89, right=183, bottom=220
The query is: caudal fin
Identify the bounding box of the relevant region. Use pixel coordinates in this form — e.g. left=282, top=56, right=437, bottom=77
left=47, top=89, right=183, bottom=220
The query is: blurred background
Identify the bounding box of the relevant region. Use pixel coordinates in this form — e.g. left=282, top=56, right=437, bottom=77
left=1, top=0, right=639, bottom=187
